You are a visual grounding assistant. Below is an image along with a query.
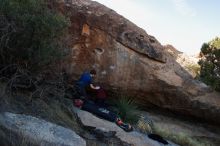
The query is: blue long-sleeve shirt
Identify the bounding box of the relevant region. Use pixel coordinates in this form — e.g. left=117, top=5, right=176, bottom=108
left=77, top=72, right=92, bottom=88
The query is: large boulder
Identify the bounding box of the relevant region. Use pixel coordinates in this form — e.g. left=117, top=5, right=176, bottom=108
left=0, top=112, right=86, bottom=146
left=52, top=0, right=219, bottom=124
left=72, top=106, right=179, bottom=146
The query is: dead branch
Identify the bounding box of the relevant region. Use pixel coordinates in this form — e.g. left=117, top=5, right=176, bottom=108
left=0, top=64, right=17, bottom=75
left=0, top=63, right=71, bottom=101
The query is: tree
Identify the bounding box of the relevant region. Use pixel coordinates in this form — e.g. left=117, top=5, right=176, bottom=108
left=0, top=0, right=70, bottom=68
left=198, top=37, right=220, bottom=91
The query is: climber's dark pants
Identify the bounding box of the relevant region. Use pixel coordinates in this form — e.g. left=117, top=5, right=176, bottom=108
left=74, top=83, right=87, bottom=98
left=82, top=100, right=118, bottom=122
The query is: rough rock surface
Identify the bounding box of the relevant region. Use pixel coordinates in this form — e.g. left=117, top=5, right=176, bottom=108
left=72, top=107, right=179, bottom=146
left=0, top=112, right=86, bottom=146
left=52, top=0, right=219, bottom=124
left=164, top=45, right=200, bottom=78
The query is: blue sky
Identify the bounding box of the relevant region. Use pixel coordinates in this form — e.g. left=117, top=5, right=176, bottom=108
left=94, top=0, right=220, bottom=55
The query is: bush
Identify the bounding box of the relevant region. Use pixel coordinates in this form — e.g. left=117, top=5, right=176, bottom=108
left=0, top=0, right=69, bottom=68
left=199, top=37, right=220, bottom=91
left=113, top=96, right=140, bottom=124
left=185, top=63, right=201, bottom=78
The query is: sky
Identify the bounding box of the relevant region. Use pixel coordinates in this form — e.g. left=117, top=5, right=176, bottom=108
left=94, top=0, right=220, bottom=55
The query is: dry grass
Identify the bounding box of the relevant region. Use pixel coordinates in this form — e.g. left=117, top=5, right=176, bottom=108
left=0, top=81, right=82, bottom=145
left=135, top=113, right=219, bottom=146
left=0, top=126, right=37, bottom=146
left=136, top=115, right=154, bottom=134
left=153, top=126, right=214, bottom=146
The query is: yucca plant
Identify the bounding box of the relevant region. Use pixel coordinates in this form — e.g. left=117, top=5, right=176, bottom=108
left=113, top=96, right=140, bottom=124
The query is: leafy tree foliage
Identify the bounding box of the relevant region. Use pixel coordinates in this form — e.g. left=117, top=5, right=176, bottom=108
left=199, top=37, right=220, bottom=91
left=0, top=0, right=69, bottom=68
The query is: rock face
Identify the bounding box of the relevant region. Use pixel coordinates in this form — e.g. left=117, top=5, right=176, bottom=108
left=72, top=107, right=179, bottom=146
left=164, top=45, right=200, bottom=78
left=0, top=112, right=86, bottom=146
left=53, top=0, right=220, bottom=124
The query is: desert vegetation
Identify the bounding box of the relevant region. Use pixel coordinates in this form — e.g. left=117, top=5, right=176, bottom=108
left=0, top=0, right=69, bottom=68
left=198, top=37, right=220, bottom=91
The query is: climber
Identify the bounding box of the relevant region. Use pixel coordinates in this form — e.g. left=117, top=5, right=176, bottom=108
left=74, top=98, right=133, bottom=132
left=75, top=69, right=100, bottom=99
left=86, top=84, right=109, bottom=107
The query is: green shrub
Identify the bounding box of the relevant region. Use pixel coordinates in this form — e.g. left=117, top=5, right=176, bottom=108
left=113, top=96, right=140, bottom=124
left=185, top=63, right=201, bottom=77
left=0, top=0, right=70, bottom=68
left=199, top=37, right=220, bottom=91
